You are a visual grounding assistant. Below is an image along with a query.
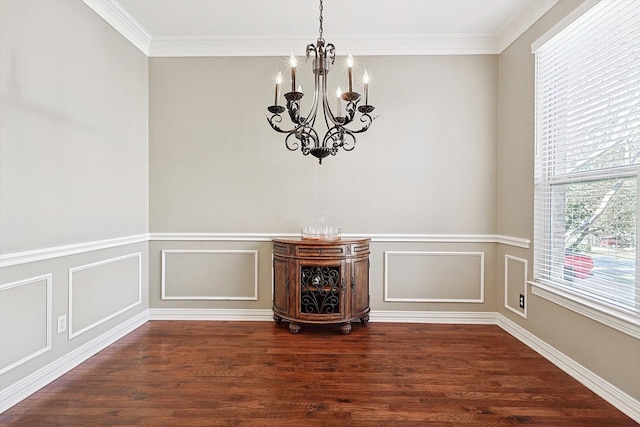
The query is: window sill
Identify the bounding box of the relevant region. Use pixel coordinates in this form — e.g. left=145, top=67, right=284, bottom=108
left=529, top=281, right=640, bottom=340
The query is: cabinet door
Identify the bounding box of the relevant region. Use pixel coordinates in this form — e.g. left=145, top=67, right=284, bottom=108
left=351, top=257, right=370, bottom=316
left=273, top=257, right=289, bottom=315
left=296, top=260, right=345, bottom=321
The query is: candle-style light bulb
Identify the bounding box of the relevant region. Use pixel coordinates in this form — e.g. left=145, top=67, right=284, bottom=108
left=362, top=70, right=370, bottom=105
left=289, top=53, right=297, bottom=92
left=336, top=86, right=342, bottom=116
left=347, top=52, right=354, bottom=92
left=275, top=72, right=282, bottom=106
left=297, top=85, right=302, bottom=93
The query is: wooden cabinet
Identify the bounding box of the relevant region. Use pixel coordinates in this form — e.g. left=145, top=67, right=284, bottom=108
left=272, top=238, right=370, bottom=334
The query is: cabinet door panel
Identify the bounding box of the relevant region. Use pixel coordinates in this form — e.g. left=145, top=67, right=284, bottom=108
left=273, top=258, right=288, bottom=315
left=297, top=261, right=344, bottom=321
left=351, top=258, right=369, bottom=316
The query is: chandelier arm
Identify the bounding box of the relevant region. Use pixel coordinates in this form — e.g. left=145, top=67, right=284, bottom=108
left=344, top=113, right=375, bottom=134
left=323, top=126, right=356, bottom=152
left=266, top=114, right=299, bottom=134
left=338, top=101, right=358, bottom=126
left=340, top=129, right=357, bottom=151
left=306, top=43, right=318, bottom=59
left=323, top=126, right=341, bottom=148
left=286, top=99, right=303, bottom=125
left=301, top=71, right=322, bottom=127
left=325, top=43, right=336, bottom=65
left=296, top=125, right=319, bottom=155
left=320, top=74, right=342, bottom=127
left=284, top=131, right=301, bottom=151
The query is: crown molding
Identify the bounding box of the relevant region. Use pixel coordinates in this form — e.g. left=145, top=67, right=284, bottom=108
left=496, top=0, right=559, bottom=52
left=82, top=0, right=151, bottom=55
left=83, top=0, right=559, bottom=57
left=148, top=34, right=501, bottom=57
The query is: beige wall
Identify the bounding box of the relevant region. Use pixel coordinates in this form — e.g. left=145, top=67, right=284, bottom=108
left=148, top=55, right=500, bottom=315
left=0, top=0, right=148, bottom=254
left=497, top=0, right=640, bottom=401
left=0, top=0, right=149, bottom=396
left=149, top=55, right=498, bottom=234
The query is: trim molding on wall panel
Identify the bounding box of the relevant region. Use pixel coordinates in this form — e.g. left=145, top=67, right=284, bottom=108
left=383, top=251, right=485, bottom=303
left=149, top=308, right=273, bottom=321
left=81, top=0, right=151, bottom=55
left=0, top=274, right=52, bottom=375
left=504, top=255, right=528, bottom=319
left=0, top=310, right=148, bottom=414
left=0, top=234, right=148, bottom=268
left=149, top=232, right=530, bottom=248
left=497, top=313, right=640, bottom=424
left=161, top=250, right=259, bottom=301
left=68, top=253, right=143, bottom=340
left=530, top=281, right=640, bottom=340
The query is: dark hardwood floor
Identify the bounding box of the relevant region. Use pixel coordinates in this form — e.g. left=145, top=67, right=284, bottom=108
left=1, top=321, right=636, bottom=426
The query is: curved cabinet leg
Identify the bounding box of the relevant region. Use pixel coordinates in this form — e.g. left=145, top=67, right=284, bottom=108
left=360, top=314, right=370, bottom=327
left=273, top=314, right=283, bottom=324
left=289, top=322, right=301, bottom=334
left=340, top=321, right=352, bottom=335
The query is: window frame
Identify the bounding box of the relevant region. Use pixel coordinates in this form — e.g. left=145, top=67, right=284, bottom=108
left=530, top=0, right=640, bottom=339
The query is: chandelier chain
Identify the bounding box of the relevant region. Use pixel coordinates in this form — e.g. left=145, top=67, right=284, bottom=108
left=319, top=0, right=324, bottom=40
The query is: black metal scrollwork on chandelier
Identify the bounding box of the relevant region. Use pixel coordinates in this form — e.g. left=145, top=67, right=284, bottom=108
left=266, top=0, right=376, bottom=164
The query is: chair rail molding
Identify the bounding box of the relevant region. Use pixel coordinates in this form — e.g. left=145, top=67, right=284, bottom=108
left=0, top=233, right=529, bottom=268
left=149, top=232, right=530, bottom=248
left=0, top=234, right=148, bottom=268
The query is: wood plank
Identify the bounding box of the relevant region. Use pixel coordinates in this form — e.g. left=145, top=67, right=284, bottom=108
left=0, top=321, right=636, bottom=426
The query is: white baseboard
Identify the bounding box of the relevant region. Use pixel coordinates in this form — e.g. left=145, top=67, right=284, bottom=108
left=0, top=310, right=149, bottom=414
left=147, top=308, right=498, bottom=325
left=497, top=313, right=640, bottom=424
left=148, top=308, right=274, bottom=321
left=370, top=310, right=498, bottom=324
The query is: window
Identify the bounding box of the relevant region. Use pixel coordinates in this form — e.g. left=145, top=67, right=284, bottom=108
left=533, top=0, right=640, bottom=330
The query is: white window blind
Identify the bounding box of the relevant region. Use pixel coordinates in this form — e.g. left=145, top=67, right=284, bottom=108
left=534, top=0, right=640, bottom=320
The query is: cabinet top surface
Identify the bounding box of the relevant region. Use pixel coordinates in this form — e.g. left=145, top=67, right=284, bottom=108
left=273, top=238, right=370, bottom=246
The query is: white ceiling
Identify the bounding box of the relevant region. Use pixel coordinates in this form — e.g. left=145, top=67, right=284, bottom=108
left=83, top=0, right=560, bottom=56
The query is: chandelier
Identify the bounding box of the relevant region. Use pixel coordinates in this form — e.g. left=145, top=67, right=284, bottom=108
left=266, top=0, right=376, bottom=164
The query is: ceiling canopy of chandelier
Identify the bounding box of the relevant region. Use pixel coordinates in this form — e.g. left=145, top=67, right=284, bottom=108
left=266, top=0, right=376, bottom=164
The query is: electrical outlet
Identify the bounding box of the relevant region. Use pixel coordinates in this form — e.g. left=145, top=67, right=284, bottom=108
left=519, top=294, right=525, bottom=309
left=57, top=315, right=67, bottom=334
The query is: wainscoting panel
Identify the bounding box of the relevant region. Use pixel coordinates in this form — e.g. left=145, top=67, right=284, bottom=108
left=384, top=251, right=485, bottom=303
left=505, top=255, right=528, bottom=318
left=69, top=253, right=142, bottom=339
left=161, top=250, right=258, bottom=301
left=0, top=275, right=52, bottom=375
